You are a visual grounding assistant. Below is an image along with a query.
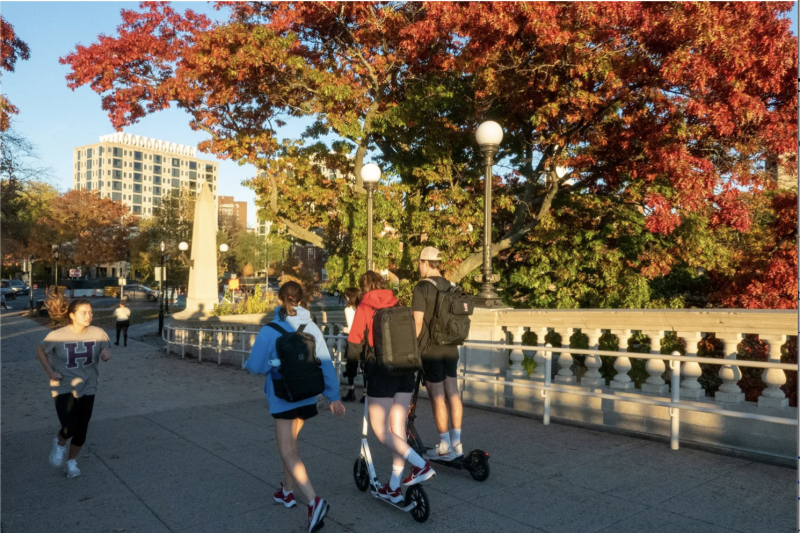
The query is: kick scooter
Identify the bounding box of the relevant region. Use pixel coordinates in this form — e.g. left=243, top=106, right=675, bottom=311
left=406, top=373, right=490, bottom=481
left=353, top=396, right=431, bottom=523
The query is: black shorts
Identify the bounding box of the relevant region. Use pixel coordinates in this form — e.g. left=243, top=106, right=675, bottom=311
left=422, top=356, right=459, bottom=384
left=366, top=364, right=416, bottom=398
left=272, top=403, right=318, bottom=420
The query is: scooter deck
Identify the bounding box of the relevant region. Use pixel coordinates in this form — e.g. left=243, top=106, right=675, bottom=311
left=369, top=487, right=417, bottom=512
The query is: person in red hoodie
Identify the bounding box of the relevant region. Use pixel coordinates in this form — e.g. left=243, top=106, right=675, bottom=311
left=347, top=271, right=435, bottom=504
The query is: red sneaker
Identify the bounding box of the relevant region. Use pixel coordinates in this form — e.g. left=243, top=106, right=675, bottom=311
left=402, top=462, right=435, bottom=486
left=376, top=484, right=403, bottom=504
left=273, top=483, right=297, bottom=508
left=308, top=496, right=329, bottom=533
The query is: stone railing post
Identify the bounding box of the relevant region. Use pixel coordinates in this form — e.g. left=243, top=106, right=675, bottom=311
left=758, top=334, right=788, bottom=409
left=530, top=327, right=549, bottom=381
left=581, top=328, right=605, bottom=387
left=508, top=326, right=527, bottom=377
left=609, top=329, right=634, bottom=390
left=715, top=333, right=744, bottom=404
left=641, top=330, right=668, bottom=395
left=676, top=331, right=705, bottom=399
left=554, top=327, right=576, bottom=384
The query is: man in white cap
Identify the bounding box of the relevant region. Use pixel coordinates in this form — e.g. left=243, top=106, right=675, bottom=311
left=412, top=246, right=463, bottom=461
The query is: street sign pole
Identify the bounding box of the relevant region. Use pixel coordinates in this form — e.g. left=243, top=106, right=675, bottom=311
left=28, top=256, right=34, bottom=314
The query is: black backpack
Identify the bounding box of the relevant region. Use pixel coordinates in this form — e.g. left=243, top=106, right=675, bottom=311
left=370, top=306, right=421, bottom=375
left=424, top=278, right=473, bottom=346
left=267, top=323, right=325, bottom=402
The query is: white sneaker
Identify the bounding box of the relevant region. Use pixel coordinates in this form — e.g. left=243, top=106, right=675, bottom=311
left=452, top=442, right=464, bottom=457
left=64, top=459, right=81, bottom=478
left=49, top=438, right=67, bottom=468
left=425, top=443, right=456, bottom=461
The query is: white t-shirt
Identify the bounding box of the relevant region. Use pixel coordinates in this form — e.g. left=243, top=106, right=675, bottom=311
left=113, top=307, right=131, bottom=322
left=343, top=306, right=356, bottom=334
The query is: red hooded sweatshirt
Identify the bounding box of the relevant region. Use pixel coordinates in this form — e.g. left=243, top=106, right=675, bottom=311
left=347, top=289, right=398, bottom=347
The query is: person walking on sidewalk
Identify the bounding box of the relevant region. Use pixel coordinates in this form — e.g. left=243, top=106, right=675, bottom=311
left=413, top=247, right=465, bottom=461
left=245, top=281, right=345, bottom=533
left=113, top=299, right=131, bottom=346
left=341, top=287, right=362, bottom=403
left=347, top=271, right=435, bottom=505
left=37, top=298, right=112, bottom=478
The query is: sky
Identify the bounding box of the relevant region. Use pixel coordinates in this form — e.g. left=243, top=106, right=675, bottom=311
left=2, top=1, right=798, bottom=229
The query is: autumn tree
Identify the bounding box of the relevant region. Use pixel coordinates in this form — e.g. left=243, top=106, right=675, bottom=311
left=62, top=2, right=797, bottom=308
left=0, top=15, right=30, bottom=132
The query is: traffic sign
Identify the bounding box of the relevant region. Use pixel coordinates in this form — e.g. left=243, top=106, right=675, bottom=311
left=118, top=278, right=127, bottom=286
left=228, top=278, right=240, bottom=290
left=33, top=284, right=38, bottom=290
left=154, top=268, right=167, bottom=282
left=69, top=268, right=81, bottom=278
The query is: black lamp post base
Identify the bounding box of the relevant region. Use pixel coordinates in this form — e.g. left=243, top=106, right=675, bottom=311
left=473, top=295, right=507, bottom=309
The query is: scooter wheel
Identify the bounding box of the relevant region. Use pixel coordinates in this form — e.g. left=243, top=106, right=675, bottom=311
left=405, top=485, right=430, bottom=523
left=467, top=450, right=490, bottom=482
left=353, top=457, right=369, bottom=492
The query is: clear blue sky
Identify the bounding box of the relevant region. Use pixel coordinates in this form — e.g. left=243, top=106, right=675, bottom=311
left=3, top=2, right=798, bottom=229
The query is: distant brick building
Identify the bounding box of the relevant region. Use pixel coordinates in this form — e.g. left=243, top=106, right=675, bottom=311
left=218, top=196, right=248, bottom=229
left=293, top=244, right=326, bottom=280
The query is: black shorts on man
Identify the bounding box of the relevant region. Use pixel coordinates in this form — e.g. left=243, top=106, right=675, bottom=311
left=411, top=276, right=459, bottom=384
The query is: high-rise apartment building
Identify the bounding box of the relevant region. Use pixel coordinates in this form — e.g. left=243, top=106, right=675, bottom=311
left=72, top=133, right=220, bottom=216
left=218, top=196, right=248, bottom=228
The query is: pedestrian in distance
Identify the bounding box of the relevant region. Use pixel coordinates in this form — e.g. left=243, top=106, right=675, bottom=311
left=244, top=281, right=346, bottom=533
left=341, top=287, right=363, bottom=402
left=37, top=298, right=112, bottom=478
left=347, top=271, right=435, bottom=504
left=114, top=299, right=131, bottom=347
left=1, top=291, right=7, bottom=310
left=413, top=247, right=465, bottom=461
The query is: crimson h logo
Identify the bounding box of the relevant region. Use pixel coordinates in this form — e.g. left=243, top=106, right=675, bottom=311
left=64, top=342, right=95, bottom=368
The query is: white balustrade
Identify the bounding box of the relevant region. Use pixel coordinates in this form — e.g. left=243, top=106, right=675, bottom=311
left=759, top=334, right=788, bottom=409
left=715, top=333, right=744, bottom=404
left=677, top=331, right=705, bottom=399
left=554, top=327, right=576, bottom=384
left=580, top=328, right=605, bottom=387
left=531, top=326, right=549, bottom=381
left=508, top=326, right=526, bottom=377
left=642, top=330, right=668, bottom=395
left=610, top=328, right=634, bottom=390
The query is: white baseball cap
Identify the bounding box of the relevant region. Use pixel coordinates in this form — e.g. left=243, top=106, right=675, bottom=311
left=418, top=247, right=442, bottom=261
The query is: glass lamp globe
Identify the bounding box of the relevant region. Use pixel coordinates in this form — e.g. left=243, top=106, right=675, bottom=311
left=179, top=242, right=189, bottom=251
left=360, top=163, right=381, bottom=184
left=476, top=121, right=503, bottom=147
left=219, top=244, right=229, bottom=253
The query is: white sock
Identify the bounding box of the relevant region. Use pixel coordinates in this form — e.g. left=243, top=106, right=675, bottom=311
left=438, top=432, right=451, bottom=450
left=403, top=448, right=427, bottom=469
left=282, top=486, right=292, bottom=496
left=389, top=464, right=404, bottom=490
left=450, top=428, right=461, bottom=447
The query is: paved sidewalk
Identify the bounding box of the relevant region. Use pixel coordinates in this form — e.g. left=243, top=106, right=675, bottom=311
left=1, top=312, right=795, bottom=533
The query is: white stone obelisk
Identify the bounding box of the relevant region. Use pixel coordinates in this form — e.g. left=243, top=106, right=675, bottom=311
left=174, top=182, right=218, bottom=318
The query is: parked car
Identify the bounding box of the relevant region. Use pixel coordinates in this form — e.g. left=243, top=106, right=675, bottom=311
left=121, top=284, right=159, bottom=301
left=7, top=279, right=29, bottom=295
left=1, top=281, right=16, bottom=300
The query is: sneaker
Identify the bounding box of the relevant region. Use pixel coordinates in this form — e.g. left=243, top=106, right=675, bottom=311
left=342, top=389, right=357, bottom=403
left=425, top=443, right=456, bottom=462
left=307, top=496, right=329, bottom=533
left=452, top=442, right=464, bottom=458
left=359, top=395, right=366, bottom=404
left=49, top=438, right=67, bottom=468
left=273, top=483, right=297, bottom=508
left=402, top=462, right=435, bottom=486
left=377, top=484, right=403, bottom=504
left=63, top=459, right=81, bottom=478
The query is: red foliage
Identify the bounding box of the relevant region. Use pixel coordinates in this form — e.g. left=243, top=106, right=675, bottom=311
left=0, top=15, right=31, bottom=131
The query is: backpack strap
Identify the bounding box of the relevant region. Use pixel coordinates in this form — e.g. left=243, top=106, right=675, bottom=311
left=297, top=324, right=307, bottom=333
left=266, top=323, right=289, bottom=336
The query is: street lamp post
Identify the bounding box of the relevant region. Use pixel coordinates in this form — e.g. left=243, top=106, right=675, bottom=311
left=28, top=255, right=34, bottom=314
left=219, top=243, right=229, bottom=298
left=474, top=121, right=504, bottom=308
left=264, top=221, right=273, bottom=297
left=360, top=164, right=381, bottom=271
left=158, top=241, right=165, bottom=335
left=52, top=245, right=60, bottom=292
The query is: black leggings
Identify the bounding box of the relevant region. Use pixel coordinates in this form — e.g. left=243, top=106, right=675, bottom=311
left=55, top=393, right=95, bottom=447
left=116, top=320, right=130, bottom=344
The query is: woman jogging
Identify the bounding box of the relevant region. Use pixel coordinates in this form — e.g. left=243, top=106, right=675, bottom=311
left=347, top=271, right=435, bottom=504
left=245, top=281, right=345, bottom=533
left=114, top=299, right=131, bottom=346
left=37, top=299, right=112, bottom=478
left=341, top=287, right=362, bottom=402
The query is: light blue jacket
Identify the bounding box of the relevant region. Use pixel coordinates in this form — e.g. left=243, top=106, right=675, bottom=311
left=244, top=306, right=340, bottom=414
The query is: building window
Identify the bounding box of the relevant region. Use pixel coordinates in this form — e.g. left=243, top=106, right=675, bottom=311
left=99, top=147, right=104, bottom=155
left=133, top=194, right=142, bottom=204
left=113, top=147, right=122, bottom=157
left=153, top=186, right=161, bottom=196
left=113, top=159, right=122, bottom=169
left=134, top=151, right=143, bottom=161
left=154, top=155, right=162, bottom=164
left=76, top=151, right=81, bottom=160
left=172, top=158, right=180, bottom=167
left=205, top=164, right=214, bottom=173
left=172, top=179, right=180, bottom=188
left=133, top=184, right=142, bottom=193
left=113, top=170, right=122, bottom=179
left=154, top=165, right=162, bottom=175
left=133, top=162, right=142, bottom=171
left=86, top=159, right=93, bottom=170
left=86, top=182, right=92, bottom=191
left=189, top=171, right=197, bottom=180
left=133, top=173, right=142, bottom=182
left=189, top=161, right=197, bottom=170
left=98, top=158, right=103, bottom=167
left=171, top=168, right=180, bottom=177
left=133, top=205, right=141, bottom=214
left=86, top=148, right=93, bottom=158
left=112, top=192, right=122, bottom=201
left=308, top=249, right=315, bottom=260
left=154, top=176, right=161, bottom=185
left=153, top=197, right=161, bottom=206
